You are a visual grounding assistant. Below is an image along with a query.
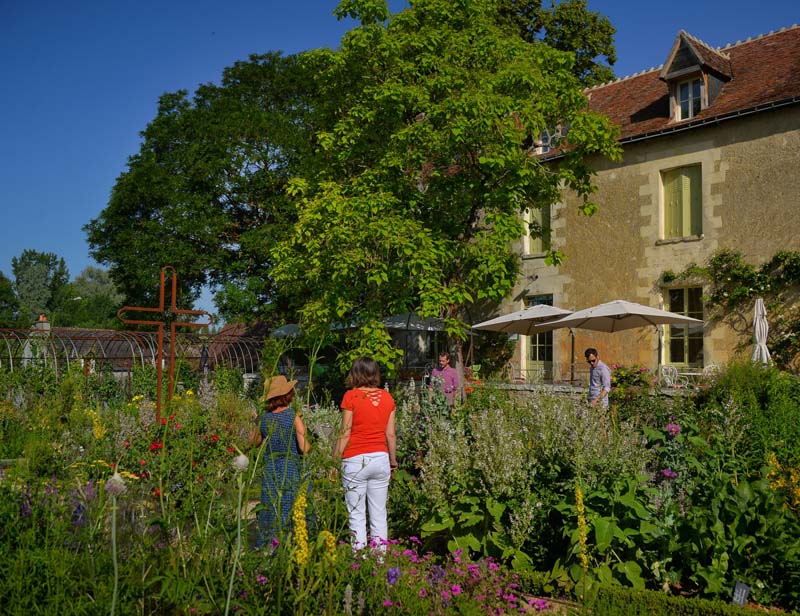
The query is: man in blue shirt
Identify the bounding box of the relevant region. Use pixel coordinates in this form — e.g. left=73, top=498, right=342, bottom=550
left=584, top=347, right=611, bottom=408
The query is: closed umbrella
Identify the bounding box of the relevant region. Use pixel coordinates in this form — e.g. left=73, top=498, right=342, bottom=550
left=472, top=304, right=572, bottom=335
left=751, top=298, right=771, bottom=365
left=536, top=299, right=702, bottom=332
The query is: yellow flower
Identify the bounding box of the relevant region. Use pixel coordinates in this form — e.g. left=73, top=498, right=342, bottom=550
left=320, top=530, right=337, bottom=561
left=87, top=409, right=106, bottom=441
left=575, top=481, right=590, bottom=571
left=292, top=492, right=309, bottom=566
left=186, top=389, right=194, bottom=396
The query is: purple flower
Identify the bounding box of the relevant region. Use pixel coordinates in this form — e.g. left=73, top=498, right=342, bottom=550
left=256, top=574, right=268, bottom=585
left=383, top=600, right=393, bottom=607
left=661, top=469, right=678, bottom=479
left=418, top=588, right=427, bottom=598
left=387, top=567, right=401, bottom=585
left=451, top=584, right=462, bottom=596
left=665, top=423, right=681, bottom=437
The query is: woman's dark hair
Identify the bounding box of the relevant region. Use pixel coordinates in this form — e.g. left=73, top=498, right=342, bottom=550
left=267, top=390, right=294, bottom=412
left=346, top=357, right=381, bottom=388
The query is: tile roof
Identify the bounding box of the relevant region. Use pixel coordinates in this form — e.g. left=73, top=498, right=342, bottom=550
left=585, top=25, right=800, bottom=143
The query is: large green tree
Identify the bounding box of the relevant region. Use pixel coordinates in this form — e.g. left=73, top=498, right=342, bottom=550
left=85, top=52, right=314, bottom=318
left=270, top=0, right=620, bottom=366
left=86, top=0, right=620, bottom=367
left=11, top=250, right=70, bottom=325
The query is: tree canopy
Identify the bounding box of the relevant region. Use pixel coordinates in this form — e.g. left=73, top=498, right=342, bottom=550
left=271, top=0, right=620, bottom=365
left=85, top=52, right=315, bottom=315
left=11, top=249, right=70, bottom=325
left=86, top=0, right=621, bottom=368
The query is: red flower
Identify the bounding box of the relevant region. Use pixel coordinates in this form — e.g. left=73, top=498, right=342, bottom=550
left=226, top=446, right=235, bottom=453
left=109, top=462, right=116, bottom=469
left=225, top=423, right=231, bottom=430
left=140, top=471, right=147, bottom=478
left=161, top=418, right=167, bottom=425
left=191, top=460, right=198, bottom=468
left=175, top=423, right=182, bottom=429
left=139, top=459, right=147, bottom=466
left=149, top=441, right=163, bottom=452
left=152, top=488, right=161, bottom=497
left=211, top=434, right=219, bottom=443
left=123, top=441, right=130, bottom=448
left=197, top=476, right=204, bottom=482
left=169, top=414, right=175, bottom=420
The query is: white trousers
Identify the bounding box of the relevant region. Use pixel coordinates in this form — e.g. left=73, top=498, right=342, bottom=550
left=341, top=452, right=390, bottom=550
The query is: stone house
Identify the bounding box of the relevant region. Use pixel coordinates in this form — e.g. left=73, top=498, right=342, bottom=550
left=502, top=25, right=800, bottom=383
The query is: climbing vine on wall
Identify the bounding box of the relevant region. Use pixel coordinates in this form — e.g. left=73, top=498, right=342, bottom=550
left=661, top=249, right=800, bottom=370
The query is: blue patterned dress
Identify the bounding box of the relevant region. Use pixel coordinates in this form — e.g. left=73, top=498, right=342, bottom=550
left=257, top=408, right=304, bottom=547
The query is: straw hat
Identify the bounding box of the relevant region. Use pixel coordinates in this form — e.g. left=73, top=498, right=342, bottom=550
left=262, top=374, right=297, bottom=401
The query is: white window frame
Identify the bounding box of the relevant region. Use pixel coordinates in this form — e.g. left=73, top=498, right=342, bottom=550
left=676, top=77, right=704, bottom=121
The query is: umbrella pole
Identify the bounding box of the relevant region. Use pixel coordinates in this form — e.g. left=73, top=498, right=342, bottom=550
left=570, top=329, right=575, bottom=383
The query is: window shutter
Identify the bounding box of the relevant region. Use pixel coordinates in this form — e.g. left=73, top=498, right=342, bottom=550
left=664, top=171, right=681, bottom=238
left=688, top=166, right=702, bottom=235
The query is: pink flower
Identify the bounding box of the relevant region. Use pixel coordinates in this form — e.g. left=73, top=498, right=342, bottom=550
left=418, top=588, right=427, bottom=598
left=451, top=584, right=462, bottom=596
left=441, top=590, right=451, bottom=600
left=383, top=600, right=393, bottom=607
left=661, top=468, right=678, bottom=479
left=665, top=423, right=681, bottom=437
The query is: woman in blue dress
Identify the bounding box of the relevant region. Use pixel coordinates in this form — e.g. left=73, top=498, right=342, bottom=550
left=250, top=375, right=310, bottom=548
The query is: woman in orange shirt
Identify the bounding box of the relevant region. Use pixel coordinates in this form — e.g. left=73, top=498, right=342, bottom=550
left=333, top=357, right=398, bottom=550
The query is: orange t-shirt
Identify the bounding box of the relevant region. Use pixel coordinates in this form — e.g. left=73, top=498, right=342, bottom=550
left=341, top=388, right=395, bottom=458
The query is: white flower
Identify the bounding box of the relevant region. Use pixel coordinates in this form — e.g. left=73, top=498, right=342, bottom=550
left=232, top=454, right=249, bottom=472
left=105, top=472, right=127, bottom=496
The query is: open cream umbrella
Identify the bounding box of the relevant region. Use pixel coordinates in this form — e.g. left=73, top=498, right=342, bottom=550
left=472, top=304, right=572, bottom=335
left=536, top=299, right=702, bottom=332
left=751, top=298, right=771, bottom=365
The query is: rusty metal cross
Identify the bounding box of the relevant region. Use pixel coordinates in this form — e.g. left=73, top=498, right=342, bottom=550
left=117, top=266, right=213, bottom=421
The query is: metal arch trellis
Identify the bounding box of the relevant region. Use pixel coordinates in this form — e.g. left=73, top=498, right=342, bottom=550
left=0, top=329, right=263, bottom=373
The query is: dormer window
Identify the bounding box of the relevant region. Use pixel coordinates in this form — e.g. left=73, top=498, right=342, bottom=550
left=678, top=77, right=703, bottom=120
left=660, top=30, right=732, bottom=123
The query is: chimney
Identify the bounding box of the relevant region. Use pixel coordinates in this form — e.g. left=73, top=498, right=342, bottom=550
left=34, top=314, right=51, bottom=333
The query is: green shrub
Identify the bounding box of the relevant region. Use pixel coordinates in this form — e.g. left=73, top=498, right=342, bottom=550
left=588, top=585, right=782, bottom=616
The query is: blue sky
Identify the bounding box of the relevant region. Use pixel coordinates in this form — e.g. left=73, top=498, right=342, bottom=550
left=2, top=0, right=798, bottom=313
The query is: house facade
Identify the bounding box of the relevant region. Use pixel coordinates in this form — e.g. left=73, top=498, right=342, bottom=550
left=503, top=25, right=800, bottom=383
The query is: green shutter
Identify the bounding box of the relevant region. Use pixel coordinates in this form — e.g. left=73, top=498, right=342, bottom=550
left=687, top=166, right=702, bottom=235
left=529, top=206, right=550, bottom=253
left=664, top=166, right=702, bottom=238
left=664, top=170, right=681, bottom=238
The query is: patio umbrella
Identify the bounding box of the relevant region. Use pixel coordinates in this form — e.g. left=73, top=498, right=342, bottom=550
left=472, top=304, right=572, bottom=335
left=536, top=299, right=702, bottom=332
left=382, top=312, right=447, bottom=332
left=271, top=323, right=300, bottom=338
left=751, top=298, right=771, bottom=365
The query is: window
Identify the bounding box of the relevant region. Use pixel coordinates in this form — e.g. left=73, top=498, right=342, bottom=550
left=677, top=77, right=702, bottom=120
left=526, top=205, right=551, bottom=254
left=666, top=287, right=703, bottom=366
left=662, top=165, right=702, bottom=238
left=526, top=294, right=553, bottom=381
